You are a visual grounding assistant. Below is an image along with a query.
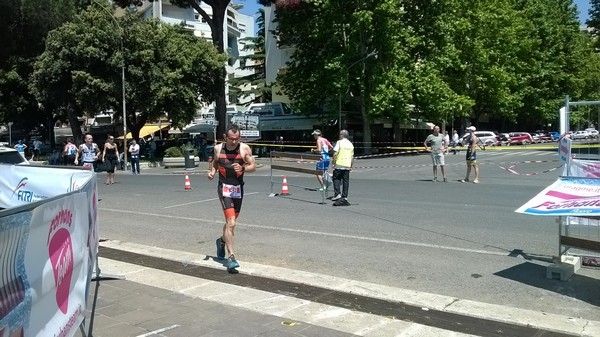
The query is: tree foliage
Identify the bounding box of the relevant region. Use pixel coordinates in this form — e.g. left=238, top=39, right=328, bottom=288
left=115, top=0, right=231, bottom=138
left=31, top=6, right=226, bottom=142
left=272, top=0, right=597, bottom=136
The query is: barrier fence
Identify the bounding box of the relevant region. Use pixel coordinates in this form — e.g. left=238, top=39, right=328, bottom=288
left=269, top=151, right=329, bottom=204
left=0, top=165, right=99, bottom=337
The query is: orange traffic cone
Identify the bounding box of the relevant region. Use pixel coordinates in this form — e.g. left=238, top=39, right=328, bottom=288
left=281, top=176, right=290, bottom=195
left=184, top=173, right=192, bottom=190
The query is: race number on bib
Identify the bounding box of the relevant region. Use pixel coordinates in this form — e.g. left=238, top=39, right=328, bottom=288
left=222, top=184, right=242, bottom=198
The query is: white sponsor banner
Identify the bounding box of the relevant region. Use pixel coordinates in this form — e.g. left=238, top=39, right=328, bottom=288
left=515, top=177, right=600, bottom=216
left=566, top=159, right=600, bottom=178
left=0, top=165, right=93, bottom=209
left=558, top=135, right=571, bottom=175
left=0, top=166, right=96, bottom=337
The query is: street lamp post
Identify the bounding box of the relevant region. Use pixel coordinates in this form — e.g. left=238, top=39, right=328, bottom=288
left=93, top=0, right=127, bottom=169
left=338, top=50, right=378, bottom=132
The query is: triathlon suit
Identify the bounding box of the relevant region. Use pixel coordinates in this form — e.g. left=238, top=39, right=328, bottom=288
left=105, top=146, right=118, bottom=173
left=316, top=138, right=331, bottom=171
left=464, top=135, right=477, bottom=165
left=81, top=143, right=97, bottom=170
left=217, top=144, right=246, bottom=219
left=65, top=143, right=77, bottom=165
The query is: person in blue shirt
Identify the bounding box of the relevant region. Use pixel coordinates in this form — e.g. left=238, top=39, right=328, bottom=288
left=14, top=140, right=27, bottom=158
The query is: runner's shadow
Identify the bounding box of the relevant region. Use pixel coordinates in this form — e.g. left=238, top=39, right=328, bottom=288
left=494, top=261, right=600, bottom=307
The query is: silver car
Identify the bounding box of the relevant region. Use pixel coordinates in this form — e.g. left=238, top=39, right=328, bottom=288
left=0, top=146, right=29, bottom=165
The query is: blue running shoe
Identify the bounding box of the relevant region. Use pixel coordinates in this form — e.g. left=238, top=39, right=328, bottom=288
left=227, top=255, right=239, bottom=270
left=216, top=237, right=225, bottom=260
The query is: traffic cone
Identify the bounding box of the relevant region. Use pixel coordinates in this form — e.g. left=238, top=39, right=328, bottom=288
left=184, top=173, right=192, bottom=190
left=281, top=176, right=290, bottom=195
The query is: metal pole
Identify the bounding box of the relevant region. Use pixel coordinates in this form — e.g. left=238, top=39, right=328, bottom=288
left=338, top=90, right=342, bottom=132
left=92, top=0, right=127, bottom=168
left=8, top=122, right=13, bottom=146
left=122, top=62, right=127, bottom=169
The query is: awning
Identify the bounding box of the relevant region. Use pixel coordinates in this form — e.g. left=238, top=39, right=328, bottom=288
left=118, top=124, right=170, bottom=140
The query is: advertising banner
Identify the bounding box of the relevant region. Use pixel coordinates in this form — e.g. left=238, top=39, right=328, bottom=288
left=515, top=177, right=600, bottom=216
left=0, top=166, right=96, bottom=337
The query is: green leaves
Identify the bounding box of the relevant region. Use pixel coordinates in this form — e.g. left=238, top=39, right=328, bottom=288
left=31, top=6, right=226, bottom=141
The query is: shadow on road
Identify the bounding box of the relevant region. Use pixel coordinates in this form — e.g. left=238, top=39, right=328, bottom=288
left=494, top=261, right=600, bottom=308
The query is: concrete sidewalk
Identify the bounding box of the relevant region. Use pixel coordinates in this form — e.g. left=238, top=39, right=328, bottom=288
left=73, top=241, right=600, bottom=337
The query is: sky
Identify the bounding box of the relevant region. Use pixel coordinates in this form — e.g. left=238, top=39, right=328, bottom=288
left=236, top=1, right=593, bottom=31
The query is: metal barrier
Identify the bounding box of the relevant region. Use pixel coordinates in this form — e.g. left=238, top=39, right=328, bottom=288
left=269, top=151, right=329, bottom=204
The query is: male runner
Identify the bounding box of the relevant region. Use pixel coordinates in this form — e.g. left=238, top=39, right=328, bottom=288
left=208, top=124, right=256, bottom=271
left=460, top=126, right=484, bottom=183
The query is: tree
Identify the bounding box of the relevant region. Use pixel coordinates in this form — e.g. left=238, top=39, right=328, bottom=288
left=0, top=0, right=83, bottom=144
left=229, top=8, right=271, bottom=103
left=115, top=0, right=232, bottom=138
left=31, top=6, right=226, bottom=142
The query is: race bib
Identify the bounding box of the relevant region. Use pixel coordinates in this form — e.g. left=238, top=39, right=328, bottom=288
left=222, top=184, right=242, bottom=198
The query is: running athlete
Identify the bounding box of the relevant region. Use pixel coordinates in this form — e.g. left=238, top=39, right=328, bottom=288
left=208, top=124, right=256, bottom=272
left=75, top=133, right=100, bottom=170
left=460, top=126, right=484, bottom=184
left=311, top=129, right=332, bottom=191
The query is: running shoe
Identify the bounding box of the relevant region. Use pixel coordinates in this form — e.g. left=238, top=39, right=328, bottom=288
left=216, top=237, right=225, bottom=260
left=227, top=255, right=239, bottom=270
left=473, top=179, right=480, bottom=184
left=331, top=194, right=342, bottom=201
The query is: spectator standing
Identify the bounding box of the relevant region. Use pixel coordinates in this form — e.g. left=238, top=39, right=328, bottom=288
left=102, top=136, right=119, bottom=184
left=331, top=130, right=354, bottom=206
left=443, top=131, right=450, bottom=150
left=452, top=130, right=460, bottom=154
left=31, top=138, right=42, bottom=161
left=149, top=138, right=157, bottom=165
left=75, top=133, right=100, bottom=171
left=129, top=139, right=141, bottom=174
left=14, top=140, right=27, bottom=158
left=424, top=125, right=448, bottom=182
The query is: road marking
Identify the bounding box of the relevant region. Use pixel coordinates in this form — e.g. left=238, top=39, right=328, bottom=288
left=163, top=192, right=259, bottom=209
left=136, top=325, right=180, bottom=337
left=100, top=208, right=509, bottom=257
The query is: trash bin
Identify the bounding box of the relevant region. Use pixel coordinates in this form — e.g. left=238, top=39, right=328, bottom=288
left=184, top=148, right=195, bottom=169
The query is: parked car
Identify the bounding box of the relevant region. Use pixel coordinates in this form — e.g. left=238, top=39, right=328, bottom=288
left=0, top=146, right=29, bottom=165
left=585, top=128, right=599, bottom=139
left=548, top=131, right=560, bottom=141
left=459, top=131, right=499, bottom=146
left=508, top=132, right=533, bottom=145
left=572, top=130, right=591, bottom=140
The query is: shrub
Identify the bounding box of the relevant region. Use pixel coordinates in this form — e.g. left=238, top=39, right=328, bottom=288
left=164, top=146, right=183, bottom=157
left=179, top=145, right=198, bottom=157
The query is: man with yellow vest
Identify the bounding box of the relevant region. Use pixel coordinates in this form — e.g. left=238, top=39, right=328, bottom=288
left=331, top=129, right=354, bottom=206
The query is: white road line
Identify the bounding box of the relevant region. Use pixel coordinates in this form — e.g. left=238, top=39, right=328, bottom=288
left=99, top=208, right=508, bottom=257
left=136, top=325, right=180, bottom=337
left=163, top=192, right=259, bottom=209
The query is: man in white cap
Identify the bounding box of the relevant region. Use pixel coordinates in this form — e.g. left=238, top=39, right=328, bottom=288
left=461, top=126, right=484, bottom=183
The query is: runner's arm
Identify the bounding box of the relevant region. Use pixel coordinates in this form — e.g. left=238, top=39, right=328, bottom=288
left=241, top=144, right=256, bottom=173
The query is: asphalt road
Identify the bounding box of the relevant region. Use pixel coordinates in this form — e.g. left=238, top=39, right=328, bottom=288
left=96, top=148, right=600, bottom=321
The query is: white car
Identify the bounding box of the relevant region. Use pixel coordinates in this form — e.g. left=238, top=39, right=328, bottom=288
left=0, top=146, right=29, bottom=165
left=585, top=128, right=599, bottom=139
left=572, top=130, right=591, bottom=140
